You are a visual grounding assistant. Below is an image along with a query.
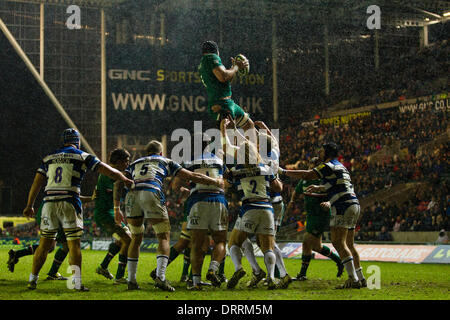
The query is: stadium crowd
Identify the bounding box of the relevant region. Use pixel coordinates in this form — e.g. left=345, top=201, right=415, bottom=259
left=281, top=39, right=449, bottom=123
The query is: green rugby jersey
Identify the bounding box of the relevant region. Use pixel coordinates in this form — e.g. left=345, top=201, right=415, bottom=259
left=198, top=53, right=232, bottom=109
left=93, top=174, right=114, bottom=215
left=295, top=179, right=326, bottom=215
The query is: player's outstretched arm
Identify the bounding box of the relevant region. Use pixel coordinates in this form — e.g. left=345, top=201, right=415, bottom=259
left=305, top=185, right=326, bottom=194
left=23, top=173, right=46, bottom=219
left=278, top=167, right=319, bottom=181
left=176, top=168, right=224, bottom=189
left=80, top=195, right=94, bottom=204
left=97, top=162, right=133, bottom=188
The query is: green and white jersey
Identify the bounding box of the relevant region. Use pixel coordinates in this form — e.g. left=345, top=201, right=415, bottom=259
left=198, top=53, right=232, bottom=108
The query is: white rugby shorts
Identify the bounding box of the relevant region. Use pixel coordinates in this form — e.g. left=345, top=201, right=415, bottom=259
left=234, top=205, right=275, bottom=236
left=330, top=203, right=360, bottom=229
left=40, top=201, right=83, bottom=231
left=187, top=200, right=228, bottom=231
left=125, top=189, right=168, bottom=220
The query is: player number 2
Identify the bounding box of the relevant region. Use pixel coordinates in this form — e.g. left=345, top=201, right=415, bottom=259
left=54, top=167, right=63, bottom=183
left=250, top=180, right=258, bottom=194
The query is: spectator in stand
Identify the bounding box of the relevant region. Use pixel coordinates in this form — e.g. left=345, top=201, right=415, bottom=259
left=377, top=226, right=393, bottom=241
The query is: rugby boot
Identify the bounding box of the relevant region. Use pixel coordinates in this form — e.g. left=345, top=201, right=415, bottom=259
left=96, top=266, right=114, bottom=280
left=336, top=278, right=361, bottom=289
left=74, top=285, right=90, bottom=292
left=187, top=282, right=203, bottom=291
left=266, top=277, right=278, bottom=290
left=113, top=277, right=128, bottom=285
left=217, top=273, right=228, bottom=284
left=27, top=279, right=37, bottom=290
left=7, top=250, right=18, bottom=273
left=360, top=278, right=367, bottom=288
left=155, top=277, right=175, bottom=292
left=127, top=281, right=141, bottom=290
left=206, top=270, right=221, bottom=287
left=279, top=274, right=293, bottom=289
left=227, top=268, right=246, bottom=289
left=46, top=272, right=68, bottom=280
left=246, top=269, right=266, bottom=288
left=150, top=268, right=157, bottom=281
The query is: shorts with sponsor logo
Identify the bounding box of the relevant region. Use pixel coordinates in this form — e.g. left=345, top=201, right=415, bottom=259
left=40, top=200, right=83, bottom=231
left=125, top=189, right=168, bottom=220
left=235, top=203, right=275, bottom=236
left=330, top=203, right=360, bottom=229
left=186, top=194, right=228, bottom=231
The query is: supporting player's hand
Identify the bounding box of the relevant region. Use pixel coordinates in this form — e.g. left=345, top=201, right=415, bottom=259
left=214, top=178, right=225, bottom=189
left=23, top=206, right=35, bottom=220
left=123, top=178, right=134, bottom=189
left=305, top=185, right=322, bottom=194
left=180, top=186, right=190, bottom=199
left=114, top=207, right=125, bottom=225
left=320, top=201, right=331, bottom=210
left=220, top=117, right=231, bottom=130
left=254, top=121, right=268, bottom=130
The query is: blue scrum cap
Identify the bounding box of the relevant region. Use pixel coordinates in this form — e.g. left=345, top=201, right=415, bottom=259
left=62, top=128, right=80, bottom=145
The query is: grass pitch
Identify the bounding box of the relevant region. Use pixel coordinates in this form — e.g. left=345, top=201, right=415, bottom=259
left=0, top=248, right=449, bottom=300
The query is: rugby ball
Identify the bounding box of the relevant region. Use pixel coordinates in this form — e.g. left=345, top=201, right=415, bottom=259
left=235, top=54, right=250, bottom=76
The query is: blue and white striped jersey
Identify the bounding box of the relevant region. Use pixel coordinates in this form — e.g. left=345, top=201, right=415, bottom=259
left=313, top=159, right=359, bottom=208
left=182, top=153, right=225, bottom=195
left=227, top=163, right=276, bottom=204
left=126, top=155, right=182, bottom=194
left=38, top=146, right=100, bottom=204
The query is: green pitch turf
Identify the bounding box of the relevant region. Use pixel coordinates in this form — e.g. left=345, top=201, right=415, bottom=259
left=0, top=248, right=449, bottom=300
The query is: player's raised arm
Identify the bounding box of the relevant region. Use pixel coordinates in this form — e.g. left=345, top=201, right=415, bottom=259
left=213, top=57, right=248, bottom=83
left=23, top=172, right=46, bottom=219
left=254, top=121, right=279, bottom=149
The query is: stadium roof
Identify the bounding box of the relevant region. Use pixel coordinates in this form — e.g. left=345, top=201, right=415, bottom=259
left=5, top=0, right=450, bottom=26
left=2, top=0, right=128, bottom=8
left=118, top=0, right=450, bottom=27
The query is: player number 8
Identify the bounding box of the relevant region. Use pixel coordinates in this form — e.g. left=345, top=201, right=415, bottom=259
left=54, top=167, right=63, bottom=183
